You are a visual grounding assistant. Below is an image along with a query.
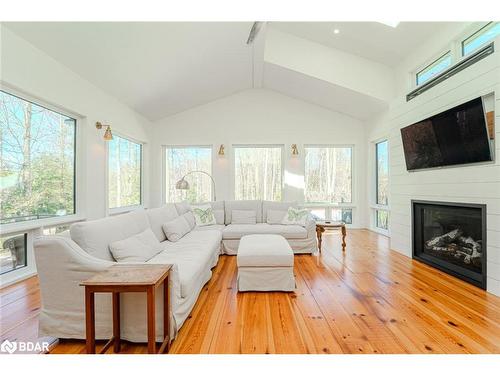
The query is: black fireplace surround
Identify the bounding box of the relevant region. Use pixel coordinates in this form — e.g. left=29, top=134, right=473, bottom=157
left=412, top=200, right=487, bottom=289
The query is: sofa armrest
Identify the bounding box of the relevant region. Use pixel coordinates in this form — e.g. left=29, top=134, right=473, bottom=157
left=305, top=215, right=317, bottom=236
left=34, top=235, right=115, bottom=312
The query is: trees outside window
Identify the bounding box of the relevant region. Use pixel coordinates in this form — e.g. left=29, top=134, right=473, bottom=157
left=165, top=146, right=212, bottom=203
left=375, top=140, right=389, bottom=231
left=376, top=140, right=389, bottom=206
left=304, top=146, right=352, bottom=203
left=234, top=145, right=282, bottom=201
left=0, top=90, right=76, bottom=225
left=108, top=135, right=142, bottom=210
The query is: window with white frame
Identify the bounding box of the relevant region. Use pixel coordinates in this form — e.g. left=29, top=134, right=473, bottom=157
left=376, top=140, right=389, bottom=206
left=305, top=206, right=353, bottom=224
left=0, top=233, right=27, bottom=275
left=462, top=22, right=500, bottom=56
left=304, top=146, right=352, bottom=204
left=108, top=135, right=142, bottom=210
left=0, top=90, right=76, bottom=225
left=234, top=145, right=283, bottom=201
left=375, top=140, right=389, bottom=231
left=164, top=146, right=212, bottom=203
left=416, top=51, right=452, bottom=86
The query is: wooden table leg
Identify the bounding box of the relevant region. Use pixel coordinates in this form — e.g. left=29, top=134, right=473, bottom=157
left=147, top=286, right=156, bottom=354
left=85, top=288, right=96, bottom=354
left=163, top=276, right=170, bottom=353
left=316, top=226, right=324, bottom=252
left=112, top=292, right=121, bottom=353
left=341, top=225, right=347, bottom=251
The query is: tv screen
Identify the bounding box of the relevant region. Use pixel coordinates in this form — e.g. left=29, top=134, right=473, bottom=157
left=401, top=97, right=493, bottom=171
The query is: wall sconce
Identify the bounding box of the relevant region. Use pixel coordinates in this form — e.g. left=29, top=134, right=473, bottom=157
left=95, top=122, right=113, bottom=141
left=218, top=144, right=225, bottom=156
left=291, top=144, right=299, bottom=156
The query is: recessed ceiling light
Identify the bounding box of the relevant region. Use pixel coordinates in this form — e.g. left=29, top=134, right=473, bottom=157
left=379, top=21, right=400, bottom=28
left=333, top=29, right=340, bottom=34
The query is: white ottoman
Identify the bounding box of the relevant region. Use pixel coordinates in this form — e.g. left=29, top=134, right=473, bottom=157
left=237, top=234, right=295, bottom=292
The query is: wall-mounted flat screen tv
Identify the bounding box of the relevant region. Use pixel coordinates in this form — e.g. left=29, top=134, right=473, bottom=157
left=401, top=97, right=493, bottom=171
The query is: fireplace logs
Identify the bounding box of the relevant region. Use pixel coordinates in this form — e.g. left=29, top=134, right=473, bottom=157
left=425, top=229, right=482, bottom=267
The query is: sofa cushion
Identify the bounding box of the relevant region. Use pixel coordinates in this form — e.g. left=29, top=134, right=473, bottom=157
left=183, top=211, right=196, bottom=229
left=146, top=204, right=179, bottom=241
left=147, top=230, right=222, bottom=298
left=109, top=228, right=162, bottom=262
left=222, top=223, right=307, bottom=240
left=266, top=209, right=287, bottom=224
left=70, top=208, right=150, bottom=261
left=193, top=224, right=225, bottom=233
left=224, top=200, right=262, bottom=224
left=174, top=201, right=191, bottom=215
left=231, top=210, right=257, bottom=224
left=162, top=214, right=193, bottom=242
left=262, top=201, right=297, bottom=222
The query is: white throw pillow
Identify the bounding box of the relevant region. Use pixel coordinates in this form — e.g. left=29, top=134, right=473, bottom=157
left=191, top=204, right=217, bottom=226
left=213, top=209, right=225, bottom=225
left=109, top=228, right=161, bottom=263
left=232, top=209, right=257, bottom=224
left=162, top=214, right=192, bottom=242
left=267, top=209, right=287, bottom=224
left=281, top=207, right=310, bottom=226
left=183, top=211, right=196, bottom=230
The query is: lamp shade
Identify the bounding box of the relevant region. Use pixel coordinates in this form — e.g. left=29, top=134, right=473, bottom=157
left=175, top=178, right=190, bottom=190
left=103, top=126, right=113, bottom=141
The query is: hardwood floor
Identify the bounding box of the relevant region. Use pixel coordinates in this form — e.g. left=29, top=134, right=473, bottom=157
left=1, top=229, right=500, bottom=354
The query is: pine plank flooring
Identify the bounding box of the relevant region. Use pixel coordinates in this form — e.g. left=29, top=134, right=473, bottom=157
left=1, top=229, right=500, bottom=354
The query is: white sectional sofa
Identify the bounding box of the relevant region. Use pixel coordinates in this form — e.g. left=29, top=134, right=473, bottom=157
left=33, top=200, right=316, bottom=343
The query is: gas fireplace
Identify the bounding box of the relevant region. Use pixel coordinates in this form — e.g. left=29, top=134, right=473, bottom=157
left=412, top=200, right=487, bottom=289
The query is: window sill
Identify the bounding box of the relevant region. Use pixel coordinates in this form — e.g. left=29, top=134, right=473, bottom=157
left=0, top=215, right=86, bottom=236
left=108, top=205, right=144, bottom=216
left=370, top=204, right=390, bottom=211
left=301, top=203, right=356, bottom=208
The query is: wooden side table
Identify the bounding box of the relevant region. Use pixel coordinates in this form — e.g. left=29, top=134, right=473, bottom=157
left=80, top=264, right=172, bottom=354
left=316, top=221, right=346, bottom=252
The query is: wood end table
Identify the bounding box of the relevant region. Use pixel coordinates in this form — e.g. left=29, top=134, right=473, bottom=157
left=80, top=264, right=172, bottom=354
left=316, top=221, right=346, bottom=252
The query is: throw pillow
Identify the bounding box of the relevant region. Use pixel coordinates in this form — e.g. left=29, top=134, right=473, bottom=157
left=109, top=228, right=161, bottom=263
left=213, top=209, right=225, bottom=225
left=162, top=215, right=192, bottom=242
left=231, top=209, right=257, bottom=224
left=183, top=211, right=196, bottom=230
left=267, top=209, right=287, bottom=224
left=191, top=204, right=217, bottom=226
left=281, top=207, right=310, bottom=226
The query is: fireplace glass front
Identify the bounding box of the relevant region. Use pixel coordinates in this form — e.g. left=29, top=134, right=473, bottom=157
left=412, top=200, right=486, bottom=289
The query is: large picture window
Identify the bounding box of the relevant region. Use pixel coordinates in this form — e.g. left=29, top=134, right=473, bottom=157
left=108, top=135, right=142, bottom=210
left=165, top=146, right=212, bottom=203
left=375, top=140, right=389, bottom=231
left=304, top=146, right=352, bottom=203
left=234, top=145, right=282, bottom=201
left=0, top=90, right=76, bottom=225
left=376, top=140, right=389, bottom=206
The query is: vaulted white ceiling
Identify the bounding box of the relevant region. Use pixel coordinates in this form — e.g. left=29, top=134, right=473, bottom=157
left=269, top=22, right=457, bottom=67
left=3, top=22, right=461, bottom=121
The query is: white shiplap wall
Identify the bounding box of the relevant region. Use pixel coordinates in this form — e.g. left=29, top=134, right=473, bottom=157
left=367, top=51, right=500, bottom=296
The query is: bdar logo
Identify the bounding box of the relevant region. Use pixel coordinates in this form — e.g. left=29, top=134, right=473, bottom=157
left=1, top=340, right=17, bottom=354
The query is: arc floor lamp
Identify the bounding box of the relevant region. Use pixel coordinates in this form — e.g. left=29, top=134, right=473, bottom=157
left=175, top=170, right=217, bottom=201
